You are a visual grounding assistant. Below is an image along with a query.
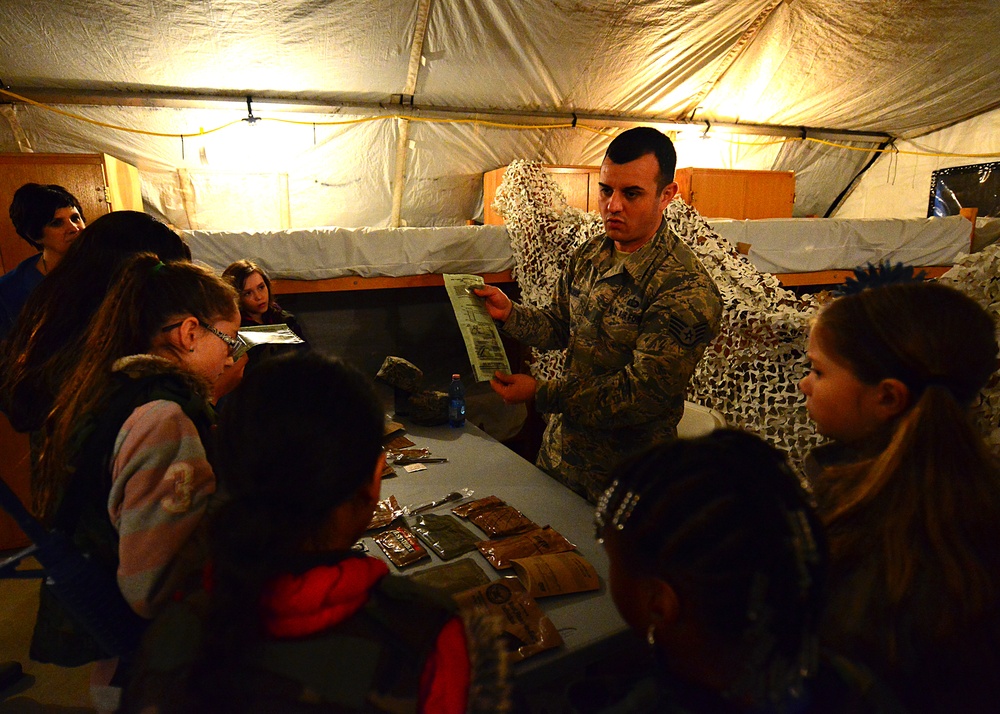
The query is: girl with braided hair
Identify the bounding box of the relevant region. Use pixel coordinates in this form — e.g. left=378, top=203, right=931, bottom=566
left=593, top=430, right=895, bottom=714
left=800, top=281, right=1000, bottom=713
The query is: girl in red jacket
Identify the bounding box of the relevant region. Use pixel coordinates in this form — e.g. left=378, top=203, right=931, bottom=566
left=127, top=352, right=504, bottom=713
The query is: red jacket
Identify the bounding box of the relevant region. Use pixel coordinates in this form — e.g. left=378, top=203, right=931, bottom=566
left=261, top=555, right=470, bottom=714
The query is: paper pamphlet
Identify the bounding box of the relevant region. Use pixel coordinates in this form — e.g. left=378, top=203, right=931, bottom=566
left=511, top=551, right=600, bottom=598
left=443, top=274, right=511, bottom=383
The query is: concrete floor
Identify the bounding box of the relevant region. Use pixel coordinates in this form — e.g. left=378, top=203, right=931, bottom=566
left=0, top=558, right=93, bottom=713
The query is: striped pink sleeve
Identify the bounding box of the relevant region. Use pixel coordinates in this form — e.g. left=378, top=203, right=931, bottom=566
left=108, top=400, right=216, bottom=618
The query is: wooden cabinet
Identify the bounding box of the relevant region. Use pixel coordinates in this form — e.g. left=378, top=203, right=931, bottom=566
left=0, top=153, right=141, bottom=550
left=674, top=168, right=795, bottom=219
left=485, top=165, right=796, bottom=223
left=483, top=164, right=600, bottom=225
left=0, top=153, right=142, bottom=274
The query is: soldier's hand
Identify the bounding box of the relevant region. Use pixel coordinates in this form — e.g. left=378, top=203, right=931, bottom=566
left=490, top=371, right=536, bottom=405
left=472, top=285, right=513, bottom=323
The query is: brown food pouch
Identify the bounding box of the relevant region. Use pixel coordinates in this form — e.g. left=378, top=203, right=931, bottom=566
left=453, top=578, right=563, bottom=663
left=452, top=495, right=537, bottom=537
left=367, top=495, right=402, bottom=531
left=476, top=526, right=577, bottom=570
left=409, top=514, right=480, bottom=560
left=452, top=495, right=504, bottom=518
left=471, top=504, right=536, bottom=538
left=373, top=526, right=430, bottom=568
left=383, top=433, right=416, bottom=450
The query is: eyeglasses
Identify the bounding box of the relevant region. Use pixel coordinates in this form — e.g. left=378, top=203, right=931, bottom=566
left=200, top=321, right=246, bottom=357
left=162, top=320, right=248, bottom=358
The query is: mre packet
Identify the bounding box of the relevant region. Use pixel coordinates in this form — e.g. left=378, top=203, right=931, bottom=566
left=454, top=578, right=563, bottom=663
left=373, top=526, right=429, bottom=568
left=407, top=558, right=491, bottom=595
left=477, top=526, right=577, bottom=570
left=367, top=495, right=402, bottom=531
left=409, top=513, right=480, bottom=560
left=452, top=495, right=537, bottom=537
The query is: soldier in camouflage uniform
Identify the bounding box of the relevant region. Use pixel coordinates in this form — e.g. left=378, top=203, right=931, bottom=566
left=475, top=128, right=722, bottom=502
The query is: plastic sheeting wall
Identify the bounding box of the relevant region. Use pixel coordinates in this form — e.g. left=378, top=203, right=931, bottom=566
left=837, top=106, right=1000, bottom=219
left=2, top=0, right=1000, bottom=229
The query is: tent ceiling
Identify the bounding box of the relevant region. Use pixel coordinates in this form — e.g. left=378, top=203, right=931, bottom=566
left=1, top=0, right=998, bottom=229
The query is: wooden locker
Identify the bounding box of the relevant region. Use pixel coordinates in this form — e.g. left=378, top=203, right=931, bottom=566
left=483, top=166, right=505, bottom=226
left=0, top=153, right=142, bottom=274
left=674, top=168, right=795, bottom=219
left=483, top=164, right=601, bottom=225
left=0, top=152, right=141, bottom=549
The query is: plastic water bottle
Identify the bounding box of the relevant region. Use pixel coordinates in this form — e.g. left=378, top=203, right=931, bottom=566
left=448, top=374, right=466, bottom=428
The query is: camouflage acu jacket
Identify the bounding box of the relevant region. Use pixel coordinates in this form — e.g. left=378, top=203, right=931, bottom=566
left=502, top=219, right=722, bottom=502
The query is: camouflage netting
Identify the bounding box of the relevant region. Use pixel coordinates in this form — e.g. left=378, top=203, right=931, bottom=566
left=940, top=243, right=1000, bottom=451
left=493, top=160, right=603, bottom=384
left=493, top=160, right=1000, bottom=466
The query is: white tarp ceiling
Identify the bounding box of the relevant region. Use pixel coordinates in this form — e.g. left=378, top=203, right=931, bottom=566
left=1, top=0, right=999, bottom=230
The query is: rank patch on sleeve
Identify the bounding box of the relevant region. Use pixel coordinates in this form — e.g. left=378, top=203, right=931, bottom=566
left=668, top=315, right=709, bottom=348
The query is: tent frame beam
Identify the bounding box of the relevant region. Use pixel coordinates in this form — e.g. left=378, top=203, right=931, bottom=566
left=389, top=0, right=433, bottom=228
left=3, top=86, right=893, bottom=144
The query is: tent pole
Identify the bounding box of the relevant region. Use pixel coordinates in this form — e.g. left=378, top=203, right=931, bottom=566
left=0, top=105, right=32, bottom=152
left=390, top=0, right=433, bottom=228
left=2, top=87, right=893, bottom=145
left=390, top=117, right=411, bottom=228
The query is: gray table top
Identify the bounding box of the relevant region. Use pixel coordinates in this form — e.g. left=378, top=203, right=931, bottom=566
left=362, top=419, right=632, bottom=686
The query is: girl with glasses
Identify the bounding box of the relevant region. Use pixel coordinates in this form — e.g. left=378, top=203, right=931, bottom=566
left=31, top=253, right=238, bottom=709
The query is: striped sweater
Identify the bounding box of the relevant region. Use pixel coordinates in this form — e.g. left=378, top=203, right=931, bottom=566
left=106, top=355, right=217, bottom=618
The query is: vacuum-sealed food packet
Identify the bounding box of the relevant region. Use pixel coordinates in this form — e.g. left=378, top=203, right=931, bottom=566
left=476, top=526, right=577, bottom=570
left=373, top=526, right=430, bottom=568
left=454, top=578, right=563, bottom=663
left=452, top=495, right=537, bottom=537
left=407, top=558, right=491, bottom=595
left=409, top=513, right=480, bottom=560
left=452, top=495, right=503, bottom=518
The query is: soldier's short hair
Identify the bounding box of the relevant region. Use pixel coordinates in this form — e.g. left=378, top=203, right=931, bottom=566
left=604, top=127, right=677, bottom=191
